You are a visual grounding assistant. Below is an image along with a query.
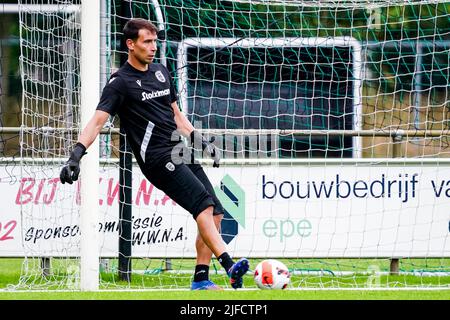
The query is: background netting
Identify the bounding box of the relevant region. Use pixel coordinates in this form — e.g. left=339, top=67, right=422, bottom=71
left=3, top=0, right=449, bottom=289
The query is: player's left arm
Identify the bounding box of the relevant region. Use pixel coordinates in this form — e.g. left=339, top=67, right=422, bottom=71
left=172, top=101, right=194, bottom=138
left=171, top=101, right=220, bottom=167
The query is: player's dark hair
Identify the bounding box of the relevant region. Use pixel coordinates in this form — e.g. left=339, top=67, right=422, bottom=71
left=123, top=18, right=158, bottom=41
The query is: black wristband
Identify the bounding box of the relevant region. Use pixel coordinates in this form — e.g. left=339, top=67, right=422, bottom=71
left=69, top=142, right=87, bottom=162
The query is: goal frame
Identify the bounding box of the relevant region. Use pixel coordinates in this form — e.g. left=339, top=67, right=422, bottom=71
left=79, top=0, right=100, bottom=291
left=177, top=37, right=363, bottom=158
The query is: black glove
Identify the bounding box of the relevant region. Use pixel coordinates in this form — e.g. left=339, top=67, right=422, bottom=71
left=60, top=142, right=87, bottom=184
left=190, top=130, right=220, bottom=168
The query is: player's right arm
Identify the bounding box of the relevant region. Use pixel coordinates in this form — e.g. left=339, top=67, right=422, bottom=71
left=60, top=75, right=124, bottom=184
left=59, top=110, right=110, bottom=184
left=78, top=110, right=110, bottom=149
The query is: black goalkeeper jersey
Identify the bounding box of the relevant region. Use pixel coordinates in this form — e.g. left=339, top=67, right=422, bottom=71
left=97, top=62, right=179, bottom=167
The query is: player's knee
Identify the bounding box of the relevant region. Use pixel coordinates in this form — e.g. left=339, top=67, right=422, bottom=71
left=201, top=205, right=214, bottom=215
left=194, top=205, right=214, bottom=220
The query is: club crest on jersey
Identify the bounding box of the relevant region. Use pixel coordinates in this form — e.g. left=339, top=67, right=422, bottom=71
left=136, top=79, right=142, bottom=87
left=165, top=162, right=175, bottom=172
left=155, top=70, right=166, bottom=83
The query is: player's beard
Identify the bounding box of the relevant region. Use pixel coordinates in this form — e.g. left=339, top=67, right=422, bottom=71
left=138, top=56, right=152, bottom=65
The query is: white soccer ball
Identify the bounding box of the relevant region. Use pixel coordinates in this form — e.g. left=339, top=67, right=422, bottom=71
left=254, top=259, right=290, bottom=290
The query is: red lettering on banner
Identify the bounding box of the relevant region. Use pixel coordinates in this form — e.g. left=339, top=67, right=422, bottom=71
left=135, top=179, right=154, bottom=206
left=44, top=178, right=59, bottom=204
left=98, top=177, right=103, bottom=205
left=17, top=178, right=62, bottom=205
left=14, top=176, right=179, bottom=208
left=34, top=179, right=46, bottom=204
left=16, top=178, right=35, bottom=204
left=107, top=178, right=119, bottom=206
left=0, top=220, right=17, bottom=241
left=161, top=194, right=177, bottom=206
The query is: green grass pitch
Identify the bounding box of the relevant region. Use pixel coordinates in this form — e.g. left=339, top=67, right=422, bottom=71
left=1, top=258, right=449, bottom=300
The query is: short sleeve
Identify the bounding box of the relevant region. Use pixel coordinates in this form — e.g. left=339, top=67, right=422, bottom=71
left=162, top=66, right=178, bottom=103
left=96, top=76, right=126, bottom=116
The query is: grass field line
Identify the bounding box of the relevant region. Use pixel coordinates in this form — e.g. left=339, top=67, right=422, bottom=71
left=157, top=269, right=450, bottom=277
left=1, top=287, right=450, bottom=293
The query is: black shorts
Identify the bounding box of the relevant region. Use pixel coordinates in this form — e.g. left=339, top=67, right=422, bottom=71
left=141, top=158, right=224, bottom=220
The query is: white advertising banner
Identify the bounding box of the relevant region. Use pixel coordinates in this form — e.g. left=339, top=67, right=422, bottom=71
left=0, top=164, right=449, bottom=258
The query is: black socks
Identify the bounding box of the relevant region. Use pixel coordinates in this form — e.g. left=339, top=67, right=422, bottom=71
left=218, top=252, right=234, bottom=273
left=193, top=264, right=209, bottom=282
left=193, top=252, right=235, bottom=282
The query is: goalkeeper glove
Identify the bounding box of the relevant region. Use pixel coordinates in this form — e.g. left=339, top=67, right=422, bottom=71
left=60, top=142, right=87, bottom=184
left=190, top=130, right=220, bottom=168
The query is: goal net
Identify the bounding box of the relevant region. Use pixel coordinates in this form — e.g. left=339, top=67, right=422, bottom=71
left=11, top=0, right=450, bottom=290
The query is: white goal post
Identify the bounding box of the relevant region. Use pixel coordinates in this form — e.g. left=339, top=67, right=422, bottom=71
left=79, top=0, right=100, bottom=291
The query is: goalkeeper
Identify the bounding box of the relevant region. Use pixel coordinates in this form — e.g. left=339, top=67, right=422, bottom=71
left=59, top=18, right=249, bottom=290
